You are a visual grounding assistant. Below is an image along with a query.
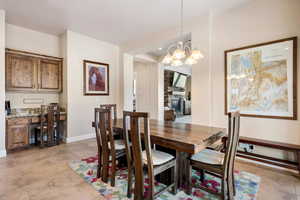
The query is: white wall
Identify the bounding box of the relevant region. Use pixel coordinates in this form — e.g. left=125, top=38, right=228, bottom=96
left=121, top=0, right=300, bottom=145
left=0, top=10, right=6, bottom=157
left=123, top=53, right=134, bottom=111
left=5, top=24, right=61, bottom=108
left=210, top=0, right=300, bottom=144
left=134, top=61, right=159, bottom=119
left=65, top=31, right=120, bottom=141
left=6, top=24, right=61, bottom=56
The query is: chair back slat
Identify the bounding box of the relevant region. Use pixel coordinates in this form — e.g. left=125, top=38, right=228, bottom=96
left=47, top=104, right=60, bottom=134
left=45, top=104, right=60, bottom=145
left=95, top=108, right=115, bottom=154
left=123, top=111, right=154, bottom=199
left=100, top=104, right=117, bottom=123
left=94, top=108, right=102, bottom=157
left=223, top=112, right=240, bottom=178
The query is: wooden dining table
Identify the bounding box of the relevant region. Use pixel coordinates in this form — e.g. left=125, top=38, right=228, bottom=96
left=93, top=119, right=226, bottom=189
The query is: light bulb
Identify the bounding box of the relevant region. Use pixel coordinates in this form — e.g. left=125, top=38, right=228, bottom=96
left=172, top=48, right=186, bottom=60
left=191, top=49, right=204, bottom=60
left=172, top=59, right=183, bottom=67
left=162, top=53, right=173, bottom=64
left=185, top=56, right=197, bottom=65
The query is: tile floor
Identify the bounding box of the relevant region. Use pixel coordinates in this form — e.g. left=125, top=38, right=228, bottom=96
left=0, top=139, right=299, bottom=200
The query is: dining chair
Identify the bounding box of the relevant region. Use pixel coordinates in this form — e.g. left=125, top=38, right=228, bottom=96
left=94, top=108, right=127, bottom=186
left=187, top=112, right=240, bottom=200
left=35, top=104, right=60, bottom=147
left=100, top=104, right=122, bottom=136
left=100, top=104, right=117, bottom=123
left=123, top=111, right=178, bottom=200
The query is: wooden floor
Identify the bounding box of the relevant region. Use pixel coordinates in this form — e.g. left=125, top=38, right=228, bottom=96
left=0, top=139, right=300, bottom=200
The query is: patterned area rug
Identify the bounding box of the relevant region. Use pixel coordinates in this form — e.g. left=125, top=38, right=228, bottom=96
left=69, top=156, right=260, bottom=200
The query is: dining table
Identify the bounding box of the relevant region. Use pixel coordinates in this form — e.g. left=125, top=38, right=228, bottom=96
left=93, top=119, right=226, bottom=190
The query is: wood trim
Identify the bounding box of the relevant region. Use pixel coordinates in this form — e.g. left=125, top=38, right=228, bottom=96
left=237, top=150, right=298, bottom=166
left=224, top=37, right=298, bottom=120
left=222, top=136, right=300, bottom=173
left=225, top=136, right=300, bottom=151
left=237, top=153, right=298, bottom=170
left=6, top=48, right=63, bottom=60
left=83, top=60, right=110, bottom=96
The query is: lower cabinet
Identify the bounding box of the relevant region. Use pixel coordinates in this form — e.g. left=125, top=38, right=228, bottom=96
left=6, top=118, right=29, bottom=151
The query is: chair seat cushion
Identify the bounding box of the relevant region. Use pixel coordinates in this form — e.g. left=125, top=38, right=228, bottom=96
left=191, top=149, right=224, bottom=165
left=108, top=140, right=129, bottom=150
left=142, top=150, right=174, bottom=166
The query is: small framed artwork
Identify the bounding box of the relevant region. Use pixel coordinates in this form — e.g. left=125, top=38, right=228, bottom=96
left=83, top=60, right=109, bottom=95
left=225, top=37, right=297, bottom=120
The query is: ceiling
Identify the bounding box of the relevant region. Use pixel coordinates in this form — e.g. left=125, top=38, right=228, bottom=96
left=0, top=0, right=249, bottom=45
left=147, top=33, right=191, bottom=58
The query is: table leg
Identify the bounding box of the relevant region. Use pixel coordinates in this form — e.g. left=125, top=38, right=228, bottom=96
left=176, top=151, right=191, bottom=191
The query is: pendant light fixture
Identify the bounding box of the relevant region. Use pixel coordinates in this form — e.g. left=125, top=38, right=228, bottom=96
left=162, top=0, right=203, bottom=66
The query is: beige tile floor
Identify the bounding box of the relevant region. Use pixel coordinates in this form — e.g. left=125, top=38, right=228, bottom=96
left=0, top=139, right=299, bottom=200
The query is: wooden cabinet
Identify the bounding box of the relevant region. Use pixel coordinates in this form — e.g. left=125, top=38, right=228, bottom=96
left=6, top=118, right=29, bottom=151
left=5, top=49, right=63, bottom=93
left=6, top=53, right=37, bottom=91
left=6, top=114, right=67, bottom=152
left=38, top=59, right=62, bottom=92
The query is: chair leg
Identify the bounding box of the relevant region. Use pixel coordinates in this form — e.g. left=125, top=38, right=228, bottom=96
left=97, top=164, right=101, bottom=178
left=97, top=153, right=102, bottom=178
left=227, top=174, right=234, bottom=200
left=34, top=129, right=38, bottom=146
left=127, top=167, right=132, bottom=198
left=172, top=164, right=178, bottom=194
left=186, top=160, right=192, bottom=195
left=101, top=153, right=109, bottom=183
left=232, top=172, right=236, bottom=196
left=56, top=128, right=60, bottom=145
left=111, top=157, right=116, bottom=187
left=40, top=130, right=44, bottom=148
left=221, top=179, right=226, bottom=200
left=200, top=169, right=205, bottom=182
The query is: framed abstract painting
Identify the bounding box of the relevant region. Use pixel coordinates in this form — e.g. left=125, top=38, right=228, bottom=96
left=225, top=37, right=297, bottom=120
left=83, top=60, right=109, bottom=95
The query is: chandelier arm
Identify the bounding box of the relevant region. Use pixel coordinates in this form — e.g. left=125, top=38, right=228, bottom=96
left=167, top=43, right=179, bottom=55
left=183, top=41, right=191, bottom=55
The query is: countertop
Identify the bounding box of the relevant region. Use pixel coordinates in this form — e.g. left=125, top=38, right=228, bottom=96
left=6, top=112, right=67, bottom=119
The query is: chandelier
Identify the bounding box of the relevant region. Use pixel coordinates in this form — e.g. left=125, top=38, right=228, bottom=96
left=162, top=0, right=203, bottom=66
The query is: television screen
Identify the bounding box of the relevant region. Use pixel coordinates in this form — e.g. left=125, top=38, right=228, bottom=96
left=173, top=72, right=187, bottom=88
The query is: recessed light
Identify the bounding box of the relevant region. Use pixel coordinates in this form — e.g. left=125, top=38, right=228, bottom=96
left=158, top=47, right=162, bottom=50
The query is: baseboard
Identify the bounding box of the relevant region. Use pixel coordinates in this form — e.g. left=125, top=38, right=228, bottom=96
left=237, top=156, right=298, bottom=174
left=0, top=149, right=7, bottom=158
left=66, top=133, right=95, bottom=143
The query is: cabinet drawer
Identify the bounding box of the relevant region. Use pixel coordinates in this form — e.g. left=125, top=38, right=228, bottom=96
left=7, top=118, right=29, bottom=126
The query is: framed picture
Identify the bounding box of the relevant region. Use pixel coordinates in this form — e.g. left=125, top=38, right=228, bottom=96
left=225, top=37, right=297, bottom=120
left=83, top=60, right=109, bottom=95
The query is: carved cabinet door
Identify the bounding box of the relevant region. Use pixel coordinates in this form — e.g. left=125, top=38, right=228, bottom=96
left=7, top=124, right=29, bottom=150
left=38, top=58, right=62, bottom=92
left=6, top=53, right=38, bottom=91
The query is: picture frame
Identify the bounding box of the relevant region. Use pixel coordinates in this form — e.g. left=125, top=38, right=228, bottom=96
left=83, top=60, right=109, bottom=96
left=225, top=37, right=297, bottom=120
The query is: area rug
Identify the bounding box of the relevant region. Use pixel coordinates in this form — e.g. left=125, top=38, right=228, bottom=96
left=69, top=156, right=260, bottom=200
